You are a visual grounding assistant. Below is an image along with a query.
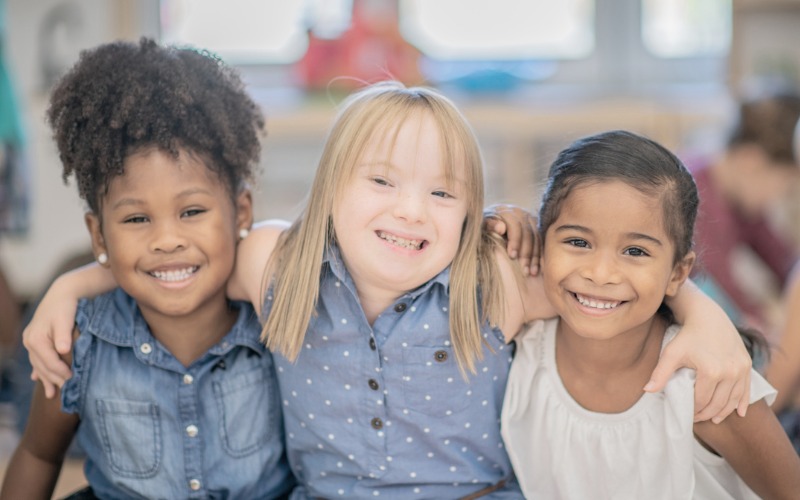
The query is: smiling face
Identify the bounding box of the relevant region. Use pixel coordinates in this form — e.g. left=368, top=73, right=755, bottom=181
left=331, top=111, right=468, bottom=306
left=86, top=149, right=251, bottom=325
left=541, top=180, right=692, bottom=340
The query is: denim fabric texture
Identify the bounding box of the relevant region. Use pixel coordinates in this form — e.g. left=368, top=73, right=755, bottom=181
left=62, top=289, right=294, bottom=499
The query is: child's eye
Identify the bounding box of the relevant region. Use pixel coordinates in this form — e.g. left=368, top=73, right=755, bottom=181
left=370, top=176, right=391, bottom=187
left=565, top=238, right=589, bottom=248
left=182, top=208, right=206, bottom=218
left=123, top=215, right=149, bottom=224
left=431, top=190, right=453, bottom=199
left=623, top=247, right=649, bottom=257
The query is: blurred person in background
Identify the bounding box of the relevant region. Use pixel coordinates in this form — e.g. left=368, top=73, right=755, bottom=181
left=688, top=92, right=800, bottom=331
left=764, top=116, right=800, bottom=454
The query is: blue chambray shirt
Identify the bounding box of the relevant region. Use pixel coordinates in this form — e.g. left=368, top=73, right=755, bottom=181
left=266, top=245, right=522, bottom=499
left=62, top=289, right=295, bottom=499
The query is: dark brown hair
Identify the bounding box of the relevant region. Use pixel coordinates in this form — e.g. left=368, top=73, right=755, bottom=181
left=47, top=37, right=265, bottom=212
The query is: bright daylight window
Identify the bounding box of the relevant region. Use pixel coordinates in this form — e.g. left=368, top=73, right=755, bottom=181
left=641, top=0, right=731, bottom=58
left=159, top=0, right=353, bottom=64
left=399, top=0, right=594, bottom=60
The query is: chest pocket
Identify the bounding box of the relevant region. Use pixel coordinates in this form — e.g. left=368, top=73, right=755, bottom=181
left=95, top=399, right=162, bottom=478
left=401, top=345, right=473, bottom=417
left=213, top=366, right=277, bottom=457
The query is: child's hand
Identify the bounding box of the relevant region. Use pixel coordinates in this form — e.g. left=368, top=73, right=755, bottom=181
left=648, top=329, right=751, bottom=424
left=22, top=280, right=79, bottom=399
left=483, top=204, right=539, bottom=276
left=647, top=279, right=752, bottom=423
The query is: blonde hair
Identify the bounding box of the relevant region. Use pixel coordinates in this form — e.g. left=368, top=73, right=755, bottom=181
left=262, top=81, right=502, bottom=375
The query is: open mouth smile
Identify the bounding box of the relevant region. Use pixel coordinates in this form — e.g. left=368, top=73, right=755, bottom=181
left=573, top=292, right=623, bottom=310
left=149, top=266, right=199, bottom=282
left=377, top=231, right=426, bottom=251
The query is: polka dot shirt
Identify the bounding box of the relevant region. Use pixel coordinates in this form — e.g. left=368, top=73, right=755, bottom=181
left=266, top=245, right=522, bottom=499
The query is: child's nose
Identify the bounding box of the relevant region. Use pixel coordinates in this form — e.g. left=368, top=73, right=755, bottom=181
left=580, top=251, right=621, bottom=285
left=393, top=192, right=427, bottom=223
left=149, top=220, right=187, bottom=253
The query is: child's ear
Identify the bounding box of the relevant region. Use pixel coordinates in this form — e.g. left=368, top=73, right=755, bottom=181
left=665, top=251, right=696, bottom=297
left=84, top=212, right=109, bottom=267
left=235, top=189, right=254, bottom=237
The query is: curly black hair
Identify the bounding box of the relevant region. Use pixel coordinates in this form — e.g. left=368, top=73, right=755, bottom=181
left=47, top=37, right=265, bottom=213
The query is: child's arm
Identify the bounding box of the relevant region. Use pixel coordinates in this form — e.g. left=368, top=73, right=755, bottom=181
left=227, top=219, right=290, bottom=310
left=657, top=279, right=753, bottom=423
left=694, top=398, right=800, bottom=498
left=22, top=263, right=116, bottom=398
left=766, top=266, right=800, bottom=412
left=0, top=339, right=80, bottom=499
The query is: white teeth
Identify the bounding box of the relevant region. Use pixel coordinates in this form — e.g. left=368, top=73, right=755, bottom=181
left=576, top=293, right=620, bottom=310
left=378, top=231, right=423, bottom=250
left=151, top=267, right=198, bottom=282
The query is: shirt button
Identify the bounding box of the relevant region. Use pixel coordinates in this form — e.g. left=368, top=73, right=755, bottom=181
left=189, top=479, right=201, bottom=491
left=434, top=350, right=448, bottom=362
left=183, top=374, right=194, bottom=385
left=371, top=417, right=383, bottom=430
left=368, top=379, right=379, bottom=391
left=394, top=303, right=407, bottom=313
left=369, top=337, right=376, bottom=350
left=186, top=425, right=199, bottom=437
left=140, top=343, right=152, bottom=354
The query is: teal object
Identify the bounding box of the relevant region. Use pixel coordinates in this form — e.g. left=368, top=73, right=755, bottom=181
left=0, top=0, right=23, bottom=146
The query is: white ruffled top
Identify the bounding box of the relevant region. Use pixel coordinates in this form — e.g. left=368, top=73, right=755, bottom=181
left=501, top=318, right=775, bottom=499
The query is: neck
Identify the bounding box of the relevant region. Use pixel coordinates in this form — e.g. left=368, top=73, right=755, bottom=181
left=356, top=285, right=401, bottom=325
left=140, top=297, right=237, bottom=367
left=555, top=315, right=667, bottom=413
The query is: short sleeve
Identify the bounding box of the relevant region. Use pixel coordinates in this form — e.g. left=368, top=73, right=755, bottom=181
left=60, top=298, right=97, bottom=415
left=749, top=369, right=777, bottom=407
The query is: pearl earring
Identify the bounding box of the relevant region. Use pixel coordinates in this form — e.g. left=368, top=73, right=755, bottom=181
left=97, top=252, right=108, bottom=265
left=239, top=228, right=250, bottom=240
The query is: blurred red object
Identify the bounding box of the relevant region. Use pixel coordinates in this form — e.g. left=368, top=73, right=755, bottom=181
left=295, top=0, right=424, bottom=90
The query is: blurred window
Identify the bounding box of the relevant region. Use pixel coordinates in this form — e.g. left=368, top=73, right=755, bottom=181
left=159, top=0, right=353, bottom=64
left=642, top=0, right=731, bottom=58
left=398, top=0, right=594, bottom=60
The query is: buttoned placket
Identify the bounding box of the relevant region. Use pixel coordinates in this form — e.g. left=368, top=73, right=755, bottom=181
left=178, top=365, right=205, bottom=498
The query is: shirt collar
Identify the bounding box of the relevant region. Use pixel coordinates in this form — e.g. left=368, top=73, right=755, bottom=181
left=85, top=289, right=265, bottom=356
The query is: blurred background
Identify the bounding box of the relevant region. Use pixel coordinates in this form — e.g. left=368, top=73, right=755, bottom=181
left=1, top=0, right=799, bottom=304
left=0, top=0, right=799, bottom=494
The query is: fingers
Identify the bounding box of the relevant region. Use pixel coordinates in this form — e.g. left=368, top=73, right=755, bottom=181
left=693, top=364, right=751, bottom=423
left=694, top=378, right=736, bottom=423
left=22, top=326, right=73, bottom=398
left=736, top=371, right=751, bottom=418
left=643, top=345, right=680, bottom=393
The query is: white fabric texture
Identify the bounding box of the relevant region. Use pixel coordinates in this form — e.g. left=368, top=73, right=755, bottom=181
left=501, top=318, right=775, bottom=499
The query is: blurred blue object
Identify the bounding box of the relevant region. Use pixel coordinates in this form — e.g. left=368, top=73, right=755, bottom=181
left=419, top=58, right=556, bottom=93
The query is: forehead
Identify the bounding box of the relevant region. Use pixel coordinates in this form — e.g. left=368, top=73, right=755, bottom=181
left=105, top=149, right=225, bottom=203
left=555, top=180, right=668, bottom=237
left=357, top=112, right=466, bottom=180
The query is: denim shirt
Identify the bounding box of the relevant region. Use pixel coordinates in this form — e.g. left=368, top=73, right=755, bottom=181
left=62, top=289, right=294, bottom=499
left=266, top=245, right=522, bottom=499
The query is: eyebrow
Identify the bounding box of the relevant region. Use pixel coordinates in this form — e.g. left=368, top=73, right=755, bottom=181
left=110, top=187, right=213, bottom=210
left=554, top=224, right=664, bottom=246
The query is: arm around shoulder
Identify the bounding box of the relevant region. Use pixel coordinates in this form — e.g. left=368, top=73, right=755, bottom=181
left=494, top=247, right=556, bottom=343
left=227, top=219, right=290, bottom=311
left=660, top=278, right=752, bottom=422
